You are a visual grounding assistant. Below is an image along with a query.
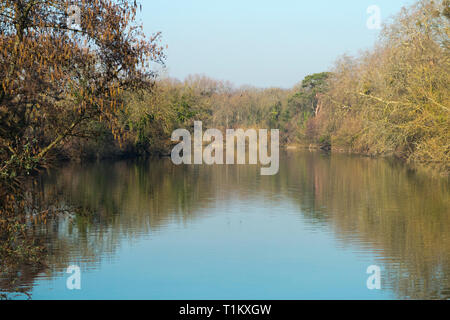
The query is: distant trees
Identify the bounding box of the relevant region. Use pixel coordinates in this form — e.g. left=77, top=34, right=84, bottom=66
left=119, top=72, right=332, bottom=152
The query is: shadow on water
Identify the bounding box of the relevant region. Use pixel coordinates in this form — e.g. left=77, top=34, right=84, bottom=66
left=1, top=150, right=449, bottom=299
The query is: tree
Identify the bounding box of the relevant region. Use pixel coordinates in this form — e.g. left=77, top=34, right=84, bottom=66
left=0, top=0, right=165, bottom=191
left=313, top=0, right=449, bottom=171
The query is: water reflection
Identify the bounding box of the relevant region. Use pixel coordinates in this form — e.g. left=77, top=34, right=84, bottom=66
left=1, top=151, right=449, bottom=299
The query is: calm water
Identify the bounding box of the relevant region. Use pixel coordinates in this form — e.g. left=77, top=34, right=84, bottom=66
left=1, top=151, right=450, bottom=299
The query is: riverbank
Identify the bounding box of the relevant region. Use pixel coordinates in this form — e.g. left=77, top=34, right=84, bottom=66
left=284, top=143, right=449, bottom=176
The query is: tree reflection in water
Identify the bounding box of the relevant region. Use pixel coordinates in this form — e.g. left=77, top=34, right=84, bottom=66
left=1, top=151, right=449, bottom=299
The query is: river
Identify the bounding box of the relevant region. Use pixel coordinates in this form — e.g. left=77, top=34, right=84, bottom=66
left=1, top=150, right=449, bottom=299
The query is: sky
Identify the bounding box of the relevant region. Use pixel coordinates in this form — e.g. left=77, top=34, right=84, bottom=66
left=139, top=0, right=416, bottom=88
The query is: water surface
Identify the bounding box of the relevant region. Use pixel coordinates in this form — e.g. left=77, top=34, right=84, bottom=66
left=1, top=151, right=449, bottom=299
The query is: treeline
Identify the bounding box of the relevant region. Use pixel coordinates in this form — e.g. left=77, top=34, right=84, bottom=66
left=67, top=1, right=448, bottom=175
left=71, top=71, right=329, bottom=158
left=1, top=0, right=449, bottom=183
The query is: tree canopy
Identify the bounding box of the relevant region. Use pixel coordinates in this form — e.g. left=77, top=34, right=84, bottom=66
left=0, top=0, right=164, bottom=189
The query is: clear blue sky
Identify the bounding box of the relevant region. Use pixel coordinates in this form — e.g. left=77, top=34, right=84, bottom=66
left=139, top=0, right=415, bottom=88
